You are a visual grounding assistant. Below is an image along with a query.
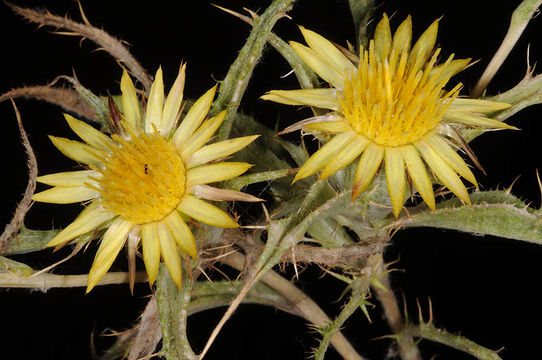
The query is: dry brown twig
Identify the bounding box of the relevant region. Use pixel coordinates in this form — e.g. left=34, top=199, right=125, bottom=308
left=7, top=2, right=152, bottom=91
left=0, top=79, right=97, bottom=122
left=0, top=101, right=37, bottom=253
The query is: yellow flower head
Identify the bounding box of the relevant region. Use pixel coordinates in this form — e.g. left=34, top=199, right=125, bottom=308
left=263, top=14, right=516, bottom=217
left=33, top=65, right=259, bottom=292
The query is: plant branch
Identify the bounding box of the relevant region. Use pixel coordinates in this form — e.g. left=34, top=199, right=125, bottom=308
left=220, top=251, right=364, bottom=360
left=405, top=322, right=503, bottom=360
left=156, top=262, right=197, bottom=360
left=471, top=0, right=542, bottom=98
left=212, top=0, right=296, bottom=141
left=0, top=271, right=147, bottom=289
left=372, top=254, right=421, bottom=360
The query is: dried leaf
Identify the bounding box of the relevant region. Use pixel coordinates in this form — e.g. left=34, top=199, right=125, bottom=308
left=8, top=3, right=152, bottom=91
left=0, top=102, right=38, bottom=253
left=128, top=297, right=162, bottom=360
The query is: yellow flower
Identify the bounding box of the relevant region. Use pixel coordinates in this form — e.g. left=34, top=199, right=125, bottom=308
left=262, top=14, right=516, bottom=217
left=33, top=65, right=259, bottom=292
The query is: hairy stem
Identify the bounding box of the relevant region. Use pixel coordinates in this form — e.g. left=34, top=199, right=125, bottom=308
left=0, top=271, right=147, bottom=289
left=213, top=0, right=296, bottom=141
left=156, top=262, right=197, bottom=360
left=405, top=323, right=503, bottom=360
left=372, top=254, right=421, bottom=360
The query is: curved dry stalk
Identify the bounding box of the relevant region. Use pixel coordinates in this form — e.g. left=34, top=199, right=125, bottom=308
left=220, top=251, right=364, bottom=360
left=0, top=84, right=97, bottom=122
left=8, top=3, right=152, bottom=91
left=0, top=102, right=37, bottom=253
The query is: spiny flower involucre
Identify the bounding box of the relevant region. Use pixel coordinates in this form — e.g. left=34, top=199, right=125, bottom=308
left=262, top=14, right=516, bottom=216
left=33, top=65, right=260, bottom=292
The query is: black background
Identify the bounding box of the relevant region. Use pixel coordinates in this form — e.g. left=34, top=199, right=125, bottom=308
left=1, top=0, right=542, bottom=359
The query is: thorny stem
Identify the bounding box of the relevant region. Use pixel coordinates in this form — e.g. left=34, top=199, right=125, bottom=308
left=221, top=251, right=364, bottom=360
left=156, top=262, right=197, bottom=360
left=471, top=0, right=542, bottom=98
left=372, top=254, right=421, bottom=360
left=313, top=277, right=371, bottom=360
left=0, top=271, right=147, bottom=289
left=213, top=0, right=296, bottom=141
left=405, top=323, right=503, bottom=360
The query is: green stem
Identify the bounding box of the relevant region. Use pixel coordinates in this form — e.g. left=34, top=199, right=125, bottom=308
left=156, top=262, right=197, bottom=360
left=405, top=322, right=502, bottom=360
left=213, top=0, right=296, bottom=141
left=313, top=278, right=371, bottom=360
left=372, top=255, right=421, bottom=360
left=471, top=0, right=542, bottom=98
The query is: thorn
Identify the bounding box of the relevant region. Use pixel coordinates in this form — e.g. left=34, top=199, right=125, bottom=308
left=427, top=297, right=434, bottom=324
left=261, top=203, right=271, bottom=222
left=416, top=298, right=423, bottom=323
left=78, top=1, right=91, bottom=26
left=536, top=169, right=542, bottom=209
left=505, top=175, right=521, bottom=194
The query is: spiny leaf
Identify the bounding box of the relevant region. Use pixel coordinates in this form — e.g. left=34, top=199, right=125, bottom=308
left=397, top=190, right=542, bottom=244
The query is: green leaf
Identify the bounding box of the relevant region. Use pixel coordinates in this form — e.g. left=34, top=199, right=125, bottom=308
left=397, top=191, right=542, bottom=244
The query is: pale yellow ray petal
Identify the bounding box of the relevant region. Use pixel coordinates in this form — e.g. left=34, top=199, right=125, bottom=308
left=121, top=69, right=142, bottom=129
left=157, top=222, right=183, bottom=289
left=277, top=114, right=343, bottom=135
left=87, top=218, right=134, bottom=293
left=299, top=26, right=355, bottom=75
left=385, top=147, right=406, bottom=217
left=352, top=144, right=384, bottom=199
left=442, top=110, right=518, bottom=129
left=425, top=135, right=477, bottom=186
left=64, top=114, right=116, bottom=149
left=178, top=195, right=239, bottom=228
left=392, top=16, right=412, bottom=55
left=140, top=223, right=160, bottom=286
left=32, top=186, right=99, bottom=204
left=429, top=58, right=470, bottom=84
left=180, top=110, right=226, bottom=157
left=172, top=86, right=217, bottom=148
left=186, top=162, right=252, bottom=186
left=448, top=98, right=511, bottom=113
left=374, top=14, right=392, bottom=60
left=145, top=67, right=164, bottom=133
left=190, top=185, right=263, bottom=203
left=49, top=136, right=104, bottom=166
left=261, top=89, right=340, bottom=110
left=164, top=211, right=197, bottom=259
left=304, top=121, right=350, bottom=133
left=294, top=131, right=356, bottom=182
left=319, top=135, right=367, bottom=179
left=37, top=170, right=99, bottom=187
left=304, top=120, right=350, bottom=133
left=186, top=135, right=259, bottom=168
left=290, top=41, right=346, bottom=88
left=46, top=202, right=115, bottom=247
left=402, top=145, right=435, bottom=210
left=409, top=19, right=439, bottom=68
left=416, top=140, right=471, bottom=204
left=162, top=63, right=186, bottom=134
